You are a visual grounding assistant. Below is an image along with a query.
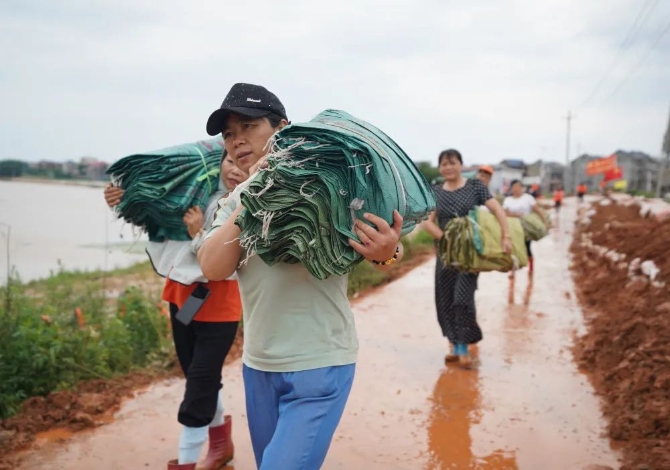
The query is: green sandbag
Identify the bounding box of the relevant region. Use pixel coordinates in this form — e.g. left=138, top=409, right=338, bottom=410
left=235, top=109, right=436, bottom=280
left=107, top=139, right=224, bottom=242
left=472, top=208, right=528, bottom=268
left=438, top=216, right=477, bottom=270
left=520, top=212, right=548, bottom=241
left=439, top=208, right=527, bottom=273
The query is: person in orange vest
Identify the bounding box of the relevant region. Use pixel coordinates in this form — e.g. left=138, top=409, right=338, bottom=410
left=576, top=183, right=587, bottom=203
left=529, top=183, right=540, bottom=199
left=553, top=186, right=564, bottom=213
left=476, top=165, right=494, bottom=187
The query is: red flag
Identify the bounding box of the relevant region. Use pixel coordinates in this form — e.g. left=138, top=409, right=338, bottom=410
left=603, top=166, right=623, bottom=182
left=586, top=155, right=617, bottom=176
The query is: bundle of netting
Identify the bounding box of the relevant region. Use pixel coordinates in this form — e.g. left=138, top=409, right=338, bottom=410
left=106, top=139, right=224, bottom=242
left=234, top=109, right=436, bottom=280
left=439, top=208, right=528, bottom=273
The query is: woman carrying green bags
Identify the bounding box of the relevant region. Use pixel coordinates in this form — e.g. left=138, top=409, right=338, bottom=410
left=422, top=149, right=511, bottom=368
left=198, top=83, right=406, bottom=469
left=503, top=179, right=549, bottom=275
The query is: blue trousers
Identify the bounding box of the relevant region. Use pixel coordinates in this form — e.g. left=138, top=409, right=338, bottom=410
left=243, top=364, right=356, bottom=470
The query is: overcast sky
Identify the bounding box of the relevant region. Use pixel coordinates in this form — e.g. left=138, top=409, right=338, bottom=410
left=1, top=0, right=669, bottom=165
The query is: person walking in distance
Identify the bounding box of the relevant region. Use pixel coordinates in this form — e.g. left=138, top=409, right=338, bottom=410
left=576, top=183, right=587, bottom=203
left=529, top=184, right=540, bottom=199
left=553, top=186, right=564, bottom=214
left=476, top=165, right=494, bottom=213
left=503, top=180, right=547, bottom=275
left=476, top=165, right=494, bottom=187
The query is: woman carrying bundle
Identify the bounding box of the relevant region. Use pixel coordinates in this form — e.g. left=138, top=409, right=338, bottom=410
left=104, top=153, right=246, bottom=470
left=503, top=179, right=547, bottom=275
left=198, top=83, right=405, bottom=469
left=422, top=149, right=511, bottom=368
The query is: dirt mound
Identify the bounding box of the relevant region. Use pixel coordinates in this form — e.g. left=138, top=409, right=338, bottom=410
left=571, top=199, right=670, bottom=470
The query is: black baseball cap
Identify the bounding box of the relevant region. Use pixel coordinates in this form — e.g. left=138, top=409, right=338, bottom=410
left=206, top=83, right=288, bottom=136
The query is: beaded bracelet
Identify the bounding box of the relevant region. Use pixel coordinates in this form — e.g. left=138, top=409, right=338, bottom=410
left=372, top=246, right=400, bottom=266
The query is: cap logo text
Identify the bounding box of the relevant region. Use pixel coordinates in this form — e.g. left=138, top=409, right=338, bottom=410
left=247, top=98, right=261, bottom=103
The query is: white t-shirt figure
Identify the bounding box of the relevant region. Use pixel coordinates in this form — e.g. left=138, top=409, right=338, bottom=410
left=503, top=192, right=536, bottom=217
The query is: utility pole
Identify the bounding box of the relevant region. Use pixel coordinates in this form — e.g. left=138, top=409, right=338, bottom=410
left=563, top=110, right=575, bottom=192
left=656, top=105, right=670, bottom=198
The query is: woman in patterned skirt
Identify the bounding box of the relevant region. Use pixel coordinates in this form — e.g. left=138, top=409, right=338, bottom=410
left=422, top=149, right=511, bottom=368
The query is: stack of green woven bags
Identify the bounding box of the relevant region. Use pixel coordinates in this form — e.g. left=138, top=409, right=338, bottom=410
left=235, top=109, right=436, bottom=280
left=439, top=208, right=528, bottom=273
left=107, top=139, right=224, bottom=242
left=520, top=208, right=551, bottom=241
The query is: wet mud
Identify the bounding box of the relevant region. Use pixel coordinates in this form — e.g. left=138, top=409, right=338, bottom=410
left=12, top=199, right=620, bottom=469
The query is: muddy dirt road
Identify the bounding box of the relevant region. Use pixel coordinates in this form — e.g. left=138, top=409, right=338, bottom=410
left=16, top=199, right=620, bottom=469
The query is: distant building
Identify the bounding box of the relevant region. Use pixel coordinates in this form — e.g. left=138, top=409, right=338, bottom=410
left=489, top=163, right=524, bottom=196
left=35, top=160, right=63, bottom=172
left=80, top=156, right=97, bottom=165
left=499, top=159, right=526, bottom=171
left=85, top=160, right=109, bottom=180
left=526, top=160, right=564, bottom=194
left=62, top=160, right=78, bottom=176
left=569, top=151, right=659, bottom=193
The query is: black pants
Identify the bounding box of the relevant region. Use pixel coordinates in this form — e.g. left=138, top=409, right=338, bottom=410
left=525, top=240, right=533, bottom=258
left=434, top=260, right=483, bottom=345
left=169, top=303, right=238, bottom=428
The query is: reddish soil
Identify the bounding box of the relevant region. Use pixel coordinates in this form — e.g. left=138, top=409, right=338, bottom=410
left=571, top=200, right=670, bottom=470
left=0, top=329, right=243, bottom=470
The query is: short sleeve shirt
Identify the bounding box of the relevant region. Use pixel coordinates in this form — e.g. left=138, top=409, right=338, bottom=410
left=433, top=178, right=493, bottom=229
left=503, top=193, right=537, bottom=217
left=205, top=196, right=358, bottom=372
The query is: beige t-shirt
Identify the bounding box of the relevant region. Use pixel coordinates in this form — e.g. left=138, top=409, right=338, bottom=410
left=206, top=195, right=358, bottom=372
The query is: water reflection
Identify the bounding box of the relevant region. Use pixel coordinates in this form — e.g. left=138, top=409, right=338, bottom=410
left=426, top=368, right=518, bottom=469
left=507, top=272, right=534, bottom=306
left=522, top=277, right=533, bottom=306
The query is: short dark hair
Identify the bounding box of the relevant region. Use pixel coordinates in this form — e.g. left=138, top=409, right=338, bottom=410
left=438, top=149, right=463, bottom=165
left=510, top=179, right=522, bottom=187
left=266, top=112, right=285, bottom=128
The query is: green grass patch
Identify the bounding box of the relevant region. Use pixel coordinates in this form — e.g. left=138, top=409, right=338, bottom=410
left=0, top=270, right=171, bottom=419
left=22, top=260, right=155, bottom=290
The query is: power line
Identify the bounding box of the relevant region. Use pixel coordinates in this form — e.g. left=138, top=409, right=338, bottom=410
left=601, top=17, right=670, bottom=104
left=579, top=0, right=660, bottom=108
left=620, top=0, right=660, bottom=49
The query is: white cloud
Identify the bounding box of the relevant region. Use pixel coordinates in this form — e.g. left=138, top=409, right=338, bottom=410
left=1, top=0, right=669, bottom=165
